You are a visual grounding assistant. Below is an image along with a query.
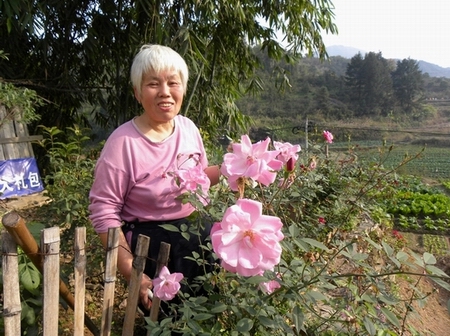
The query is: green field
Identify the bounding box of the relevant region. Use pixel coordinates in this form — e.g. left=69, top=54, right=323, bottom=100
left=335, top=141, right=450, bottom=180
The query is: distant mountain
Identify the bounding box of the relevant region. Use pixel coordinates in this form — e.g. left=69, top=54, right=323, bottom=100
left=417, top=61, right=450, bottom=79
left=326, top=45, right=367, bottom=59
left=326, top=45, right=450, bottom=78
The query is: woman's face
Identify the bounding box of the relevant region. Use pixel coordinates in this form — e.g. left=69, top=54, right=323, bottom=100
left=135, top=69, right=184, bottom=124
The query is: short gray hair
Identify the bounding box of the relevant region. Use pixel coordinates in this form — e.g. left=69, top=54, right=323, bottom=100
left=130, top=44, right=189, bottom=95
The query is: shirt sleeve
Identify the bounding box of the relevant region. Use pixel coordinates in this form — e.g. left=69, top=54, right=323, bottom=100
left=89, top=153, right=130, bottom=234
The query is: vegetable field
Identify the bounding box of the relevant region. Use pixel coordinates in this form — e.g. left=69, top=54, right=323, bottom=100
left=339, top=142, right=450, bottom=180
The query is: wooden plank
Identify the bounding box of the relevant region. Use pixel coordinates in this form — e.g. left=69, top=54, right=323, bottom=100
left=1, top=231, right=22, bottom=336
left=41, top=227, right=60, bottom=336
left=0, top=104, right=40, bottom=160
left=101, top=227, right=120, bottom=336
left=74, top=227, right=87, bottom=336
left=1, top=108, right=20, bottom=160
left=0, top=135, right=43, bottom=145
left=122, top=234, right=150, bottom=335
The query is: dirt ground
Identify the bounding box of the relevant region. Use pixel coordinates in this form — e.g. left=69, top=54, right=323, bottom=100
left=1, top=192, right=450, bottom=335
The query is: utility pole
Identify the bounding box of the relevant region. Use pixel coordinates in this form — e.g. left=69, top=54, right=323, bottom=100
left=305, top=117, right=309, bottom=151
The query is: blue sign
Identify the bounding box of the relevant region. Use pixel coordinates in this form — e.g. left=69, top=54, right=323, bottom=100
left=0, top=158, right=44, bottom=199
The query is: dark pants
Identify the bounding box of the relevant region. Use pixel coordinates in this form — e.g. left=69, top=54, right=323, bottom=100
left=122, top=217, right=213, bottom=317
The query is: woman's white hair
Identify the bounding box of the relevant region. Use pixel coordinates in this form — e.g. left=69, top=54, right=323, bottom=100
left=130, top=44, right=189, bottom=95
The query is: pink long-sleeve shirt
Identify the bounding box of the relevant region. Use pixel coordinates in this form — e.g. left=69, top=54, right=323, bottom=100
left=89, top=115, right=209, bottom=234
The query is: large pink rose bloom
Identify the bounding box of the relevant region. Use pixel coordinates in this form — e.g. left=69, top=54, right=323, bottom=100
left=221, top=135, right=283, bottom=190
left=211, top=198, right=284, bottom=276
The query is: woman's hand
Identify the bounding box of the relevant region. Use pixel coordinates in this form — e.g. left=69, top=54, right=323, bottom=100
left=139, top=274, right=153, bottom=310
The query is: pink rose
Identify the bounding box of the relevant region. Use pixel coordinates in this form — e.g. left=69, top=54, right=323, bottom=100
left=220, top=135, right=283, bottom=191
left=211, top=198, right=284, bottom=276
left=323, top=130, right=334, bottom=144
left=152, top=266, right=184, bottom=301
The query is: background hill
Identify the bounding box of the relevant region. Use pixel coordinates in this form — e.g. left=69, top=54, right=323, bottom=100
left=326, top=45, right=450, bottom=78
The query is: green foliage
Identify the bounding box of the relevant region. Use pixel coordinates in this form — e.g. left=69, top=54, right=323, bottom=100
left=36, top=125, right=99, bottom=248
left=0, top=0, right=337, bottom=139
left=0, top=81, right=42, bottom=128
left=144, top=138, right=450, bottom=335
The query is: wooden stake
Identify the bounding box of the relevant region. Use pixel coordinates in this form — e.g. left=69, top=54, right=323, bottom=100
left=1, top=231, right=21, bottom=336
left=122, top=234, right=150, bottom=335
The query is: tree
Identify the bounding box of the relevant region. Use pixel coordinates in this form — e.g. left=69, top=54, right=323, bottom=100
left=0, top=0, right=337, bottom=141
left=345, top=52, right=393, bottom=117
left=391, top=58, right=424, bottom=113
left=344, top=52, right=365, bottom=113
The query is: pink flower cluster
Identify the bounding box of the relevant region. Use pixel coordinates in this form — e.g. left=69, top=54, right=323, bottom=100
left=176, top=164, right=209, bottom=192
left=273, top=141, right=301, bottom=172
left=211, top=198, right=284, bottom=276
left=220, top=135, right=284, bottom=191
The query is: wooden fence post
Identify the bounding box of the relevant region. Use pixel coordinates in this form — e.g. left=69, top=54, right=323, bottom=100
left=74, top=227, right=87, bottom=336
left=122, top=234, right=150, bottom=335
left=101, top=227, right=120, bottom=336
left=41, top=227, right=60, bottom=336
left=1, top=231, right=21, bottom=336
left=148, top=242, right=171, bottom=334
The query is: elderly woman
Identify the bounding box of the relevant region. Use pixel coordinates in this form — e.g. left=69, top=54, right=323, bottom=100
left=88, top=44, right=220, bottom=315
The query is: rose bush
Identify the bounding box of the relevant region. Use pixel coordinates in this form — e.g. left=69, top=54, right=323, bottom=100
left=144, top=133, right=450, bottom=336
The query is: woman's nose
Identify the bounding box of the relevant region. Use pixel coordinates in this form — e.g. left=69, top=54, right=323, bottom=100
left=158, top=83, right=170, bottom=96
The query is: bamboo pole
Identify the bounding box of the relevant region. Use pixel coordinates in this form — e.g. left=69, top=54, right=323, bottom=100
left=1, top=211, right=100, bottom=336
left=122, top=234, right=150, bottom=335
left=100, top=227, right=120, bottom=336
left=74, top=227, right=87, bottom=336
left=41, top=227, right=60, bottom=336
left=1, top=231, right=21, bottom=336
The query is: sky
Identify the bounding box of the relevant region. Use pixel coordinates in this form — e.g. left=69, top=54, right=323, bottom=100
left=320, top=0, right=450, bottom=68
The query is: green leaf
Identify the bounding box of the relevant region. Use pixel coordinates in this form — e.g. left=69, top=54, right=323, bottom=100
left=423, top=252, right=436, bottom=265
left=245, top=275, right=268, bottom=285
left=300, top=238, right=329, bottom=251
left=382, top=241, right=393, bottom=257
left=447, top=299, right=450, bottom=315
left=425, top=265, right=449, bottom=277
left=21, top=302, right=36, bottom=326
left=363, top=316, right=376, bottom=336
left=291, top=305, right=304, bottom=332
left=159, top=224, right=180, bottom=232
left=19, top=262, right=41, bottom=291
left=306, top=290, right=327, bottom=302
left=396, top=251, right=409, bottom=262
left=429, top=277, right=450, bottom=292
left=236, top=318, right=254, bottom=332
left=210, top=302, right=227, bottom=313
left=193, top=313, right=215, bottom=321
left=365, top=236, right=382, bottom=250
left=380, top=307, right=400, bottom=328
left=258, top=315, right=277, bottom=328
